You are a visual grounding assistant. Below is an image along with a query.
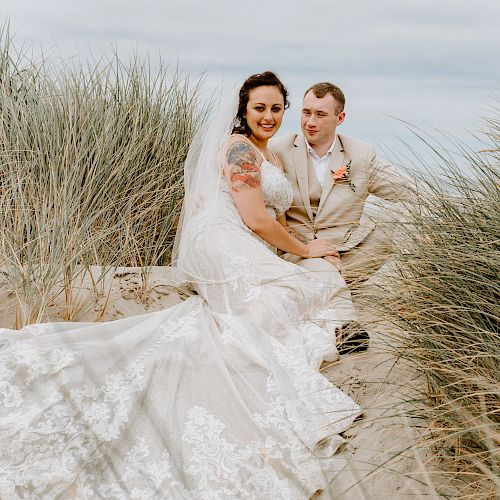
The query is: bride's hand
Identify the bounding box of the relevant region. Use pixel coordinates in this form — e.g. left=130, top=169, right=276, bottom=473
left=302, top=239, right=340, bottom=258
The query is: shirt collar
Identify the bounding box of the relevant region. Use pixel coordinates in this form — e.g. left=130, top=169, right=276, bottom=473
left=305, top=135, right=336, bottom=160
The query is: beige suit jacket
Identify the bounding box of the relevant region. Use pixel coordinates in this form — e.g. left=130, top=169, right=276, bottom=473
left=271, top=132, right=410, bottom=252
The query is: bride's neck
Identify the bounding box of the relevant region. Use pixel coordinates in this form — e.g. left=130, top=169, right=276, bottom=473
left=248, top=136, right=269, bottom=155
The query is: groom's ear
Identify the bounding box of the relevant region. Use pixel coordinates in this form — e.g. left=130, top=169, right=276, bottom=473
left=337, top=111, right=346, bottom=126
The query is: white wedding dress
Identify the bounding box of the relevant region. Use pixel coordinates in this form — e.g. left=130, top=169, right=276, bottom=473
left=0, top=153, right=361, bottom=499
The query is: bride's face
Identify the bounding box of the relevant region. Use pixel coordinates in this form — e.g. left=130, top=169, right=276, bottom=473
left=244, top=86, right=285, bottom=143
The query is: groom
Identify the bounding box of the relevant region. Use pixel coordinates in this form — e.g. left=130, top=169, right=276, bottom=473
left=271, top=82, right=410, bottom=353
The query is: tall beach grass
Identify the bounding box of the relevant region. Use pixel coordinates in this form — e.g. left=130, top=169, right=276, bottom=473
left=0, top=26, right=209, bottom=326
left=364, top=122, right=500, bottom=497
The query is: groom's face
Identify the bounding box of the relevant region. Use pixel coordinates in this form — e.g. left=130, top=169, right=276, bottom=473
left=301, top=91, right=345, bottom=148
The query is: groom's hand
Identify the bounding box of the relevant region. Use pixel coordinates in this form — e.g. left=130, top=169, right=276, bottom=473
left=323, top=255, right=342, bottom=269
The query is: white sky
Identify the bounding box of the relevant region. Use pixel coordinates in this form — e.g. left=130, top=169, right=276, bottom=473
left=2, top=0, right=499, bottom=161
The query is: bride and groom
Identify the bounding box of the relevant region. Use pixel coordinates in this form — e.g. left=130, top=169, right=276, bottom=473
left=0, top=71, right=408, bottom=499
left=271, top=80, right=407, bottom=354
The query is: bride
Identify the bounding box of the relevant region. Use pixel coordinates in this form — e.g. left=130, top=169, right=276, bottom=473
left=0, top=71, right=361, bottom=499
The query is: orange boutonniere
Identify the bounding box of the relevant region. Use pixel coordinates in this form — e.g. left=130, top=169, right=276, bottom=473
left=332, top=160, right=356, bottom=191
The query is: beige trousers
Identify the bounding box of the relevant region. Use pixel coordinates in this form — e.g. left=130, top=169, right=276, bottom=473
left=283, top=225, right=394, bottom=290
left=338, top=225, right=394, bottom=285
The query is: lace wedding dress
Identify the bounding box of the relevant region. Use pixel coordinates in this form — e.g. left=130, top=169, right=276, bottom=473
left=0, top=150, right=361, bottom=499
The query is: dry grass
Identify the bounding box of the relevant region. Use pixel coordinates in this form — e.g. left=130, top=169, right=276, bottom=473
left=0, top=25, right=209, bottom=326
left=363, top=120, right=500, bottom=498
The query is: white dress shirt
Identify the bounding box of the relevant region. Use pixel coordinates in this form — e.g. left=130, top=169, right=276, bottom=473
left=305, top=136, right=336, bottom=186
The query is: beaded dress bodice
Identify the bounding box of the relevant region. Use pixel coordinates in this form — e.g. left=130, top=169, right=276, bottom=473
left=258, top=160, right=293, bottom=218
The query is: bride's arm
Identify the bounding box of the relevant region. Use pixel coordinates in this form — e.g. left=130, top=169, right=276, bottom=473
left=223, top=137, right=336, bottom=258
left=276, top=214, right=311, bottom=245
left=277, top=214, right=341, bottom=266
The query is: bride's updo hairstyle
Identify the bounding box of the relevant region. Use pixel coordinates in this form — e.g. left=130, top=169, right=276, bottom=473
left=232, top=71, right=290, bottom=136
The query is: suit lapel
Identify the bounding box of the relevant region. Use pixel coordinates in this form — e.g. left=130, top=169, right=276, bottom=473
left=318, top=136, right=346, bottom=213
left=291, top=134, right=314, bottom=221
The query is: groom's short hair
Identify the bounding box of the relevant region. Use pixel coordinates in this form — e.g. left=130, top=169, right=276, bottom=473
left=305, top=83, right=345, bottom=114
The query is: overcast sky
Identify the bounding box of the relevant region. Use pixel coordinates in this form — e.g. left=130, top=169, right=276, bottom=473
left=2, top=0, right=499, bottom=161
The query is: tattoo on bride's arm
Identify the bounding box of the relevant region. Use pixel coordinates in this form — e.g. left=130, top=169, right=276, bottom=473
left=227, top=141, right=261, bottom=192
left=285, top=226, right=310, bottom=244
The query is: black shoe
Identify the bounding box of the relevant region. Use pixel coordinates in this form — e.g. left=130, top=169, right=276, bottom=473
left=336, top=322, right=370, bottom=355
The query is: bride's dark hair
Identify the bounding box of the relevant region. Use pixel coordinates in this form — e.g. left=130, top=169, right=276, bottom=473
left=232, top=71, right=290, bottom=136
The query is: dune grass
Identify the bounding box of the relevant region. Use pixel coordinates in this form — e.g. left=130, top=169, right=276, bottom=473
left=0, top=26, right=209, bottom=325
left=364, top=124, right=500, bottom=498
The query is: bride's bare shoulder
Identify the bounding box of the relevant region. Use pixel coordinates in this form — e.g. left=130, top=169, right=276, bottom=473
left=223, top=133, right=252, bottom=148
left=221, top=135, right=261, bottom=164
